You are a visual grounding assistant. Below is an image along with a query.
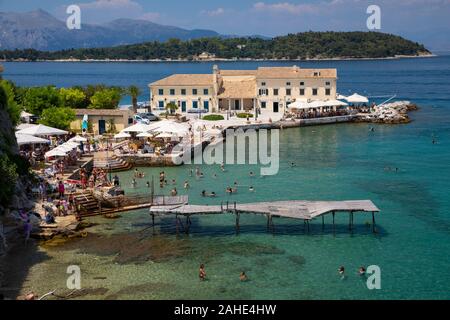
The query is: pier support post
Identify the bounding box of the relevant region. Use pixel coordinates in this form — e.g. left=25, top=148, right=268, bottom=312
left=322, top=215, right=324, bottom=231
left=306, top=220, right=310, bottom=233
left=151, top=213, right=155, bottom=227
left=185, top=214, right=191, bottom=234
left=349, top=212, right=352, bottom=230
left=175, top=214, right=179, bottom=234
left=332, top=211, right=335, bottom=234
left=235, top=211, right=240, bottom=234
left=372, top=212, right=376, bottom=233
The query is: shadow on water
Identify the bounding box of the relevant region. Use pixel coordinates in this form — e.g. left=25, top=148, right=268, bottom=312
left=0, top=239, right=50, bottom=299
left=145, top=215, right=387, bottom=237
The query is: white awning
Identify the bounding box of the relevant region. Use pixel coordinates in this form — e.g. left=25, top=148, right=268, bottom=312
left=136, top=132, right=153, bottom=138
left=122, top=123, right=153, bottom=133
left=16, top=123, right=38, bottom=131
left=69, top=135, right=87, bottom=143
left=149, top=120, right=189, bottom=135
left=156, top=132, right=176, bottom=138
left=345, top=93, right=369, bottom=103
left=16, top=124, right=68, bottom=136
left=15, top=133, right=50, bottom=146
left=114, top=131, right=131, bottom=139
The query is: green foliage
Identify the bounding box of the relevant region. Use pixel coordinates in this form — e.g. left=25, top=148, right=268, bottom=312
left=128, top=85, right=141, bottom=113
left=22, top=85, right=61, bottom=115
left=202, top=114, right=224, bottom=121
left=0, top=80, right=22, bottom=125
left=39, top=107, right=76, bottom=130
left=0, top=154, right=18, bottom=207
left=165, top=102, right=178, bottom=114
left=89, top=88, right=123, bottom=109
left=106, top=118, right=117, bottom=134
left=59, top=87, right=86, bottom=109
left=237, top=112, right=253, bottom=118
left=0, top=32, right=430, bottom=60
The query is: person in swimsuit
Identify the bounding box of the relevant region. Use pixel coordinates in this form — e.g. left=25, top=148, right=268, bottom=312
left=199, top=264, right=206, bottom=281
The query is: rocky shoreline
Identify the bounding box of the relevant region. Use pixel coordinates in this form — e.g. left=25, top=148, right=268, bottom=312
left=357, top=101, right=418, bottom=124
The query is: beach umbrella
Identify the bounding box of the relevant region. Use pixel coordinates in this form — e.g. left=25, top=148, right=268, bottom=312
left=55, top=144, right=77, bottom=152
left=150, top=120, right=189, bottom=135
left=123, top=123, right=153, bottom=133
left=17, top=124, right=68, bottom=136
left=114, top=131, right=131, bottom=139
left=337, top=94, right=348, bottom=100
left=69, top=135, right=87, bottom=143
left=156, top=132, right=175, bottom=139
left=16, top=123, right=38, bottom=131
left=345, top=93, right=369, bottom=104
left=137, top=132, right=153, bottom=138
left=321, top=99, right=349, bottom=107
left=82, top=114, right=89, bottom=133
left=15, top=133, right=50, bottom=146
left=20, top=111, right=34, bottom=118
left=45, top=149, right=68, bottom=158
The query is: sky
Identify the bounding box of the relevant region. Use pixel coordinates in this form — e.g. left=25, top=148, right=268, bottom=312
left=1, top=0, right=450, bottom=50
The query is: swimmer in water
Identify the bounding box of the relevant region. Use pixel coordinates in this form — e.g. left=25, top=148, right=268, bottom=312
left=131, top=178, right=137, bottom=188
left=290, top=162, right=296, bottom=167
left=359, top=266, right=366, bottom=276
left=171, top=188, right=178, bottom=196
left=249, top=171, right=254, bottom=177
left=199, top=264, right=206, bottom=281
left=172, top=179, right=176, bottom=185
left=338, top=266, right=345, bottom=279
left=209, top=191, right=216, bottom=198
left=201, top=190, right=207, bottom=197
left=240, top=271, right=248, bottom=282
left=220, top=163, right=225, bottom=171
left=249, top=186, right=255, bottom=192
left=146, top=181, right=150, bottom=188
left=184, top=181, right=190, bottom=189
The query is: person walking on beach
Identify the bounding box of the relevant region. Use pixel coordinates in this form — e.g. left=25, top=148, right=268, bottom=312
left=199, top=264, right=206, bottom=281
left=58, top=180, right=65, bottom=199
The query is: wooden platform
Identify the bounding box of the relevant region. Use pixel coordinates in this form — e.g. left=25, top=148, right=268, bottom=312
left=149, top=200, right=379, bottom=220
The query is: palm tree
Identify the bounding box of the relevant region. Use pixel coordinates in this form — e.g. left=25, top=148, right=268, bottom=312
left=128, top=85, right=141, bottom=114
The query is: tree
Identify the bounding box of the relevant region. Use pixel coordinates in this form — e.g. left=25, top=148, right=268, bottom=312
left=165, top=102, right=178, bottom=118
left=89, top=88, right=122, bottom=109
left=0, top=80, right=22, bottom=125
left=39, top=107, right=76, bottom=130
left=22, top=86, right=61, bottom=115
left=128, top=85, right=141, bottom=114
left=60, top=87, right=86, bottom=109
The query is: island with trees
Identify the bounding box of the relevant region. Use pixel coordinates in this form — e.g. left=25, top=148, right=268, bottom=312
left=0, top=31, right=431, bottom=61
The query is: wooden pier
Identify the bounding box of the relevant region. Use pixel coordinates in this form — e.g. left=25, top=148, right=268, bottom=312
left=148, top=198, right=380, bottom=234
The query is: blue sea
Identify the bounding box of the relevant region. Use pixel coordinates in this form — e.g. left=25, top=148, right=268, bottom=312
left=3, top=56, right=450, bottom=299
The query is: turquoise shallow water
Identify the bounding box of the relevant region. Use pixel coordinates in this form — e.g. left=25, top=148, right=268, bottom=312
left=4, top=57, right=450, bottom=299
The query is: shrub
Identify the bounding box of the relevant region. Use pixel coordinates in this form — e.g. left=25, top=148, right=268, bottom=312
left=237, top=112, right=253, bottom=118
left=202, top=114, right=224, bottom=121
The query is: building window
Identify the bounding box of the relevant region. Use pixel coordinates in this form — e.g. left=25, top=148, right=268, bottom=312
left=314, top=72, right=320, bottom=77
left=203, top=101, right=209, bottom=110
left=181, top=89, right=186, bottom=95
left=261, top=82, right=266, bottom=86
left=192, top=88, right=198, bottom=95
left=259, top=88, right=268, bottom=96
left=192, top=101, right=198, bottom=108
left=158, top=101, right=165, bottom=109
left=128, top=117, right=134, bottom=124
left=299, top=88, right=305, bottom=96
left=261, top=101, right=267, bottom=109
left=312, top=88, right=318, bottom=96
left=300, top=81, right=305, bottom=86
left=203, top=88, right=209, bottom=95
left=325, top=88, right=331, bottom=96
left=286, top=88, right=291, bottom=96
left=158, top=89, right=164, bottom=95
left=273, top=89, right=279, bottom=96
left=325, top=81, right=331, bottom=86
left=286, top=82, right=291, bottom=86
left=170, top=89, right=175, bottom=95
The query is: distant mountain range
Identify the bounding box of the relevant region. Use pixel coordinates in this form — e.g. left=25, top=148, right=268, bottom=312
left=0, top=9, right=230, bottom=51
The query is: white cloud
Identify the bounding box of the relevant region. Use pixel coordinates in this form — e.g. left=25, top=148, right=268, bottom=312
left=72, top=0, right=161, bottom=23
left=200, top=8, right=226, bottom=17
left=253, top=2, right=318, bottom=15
